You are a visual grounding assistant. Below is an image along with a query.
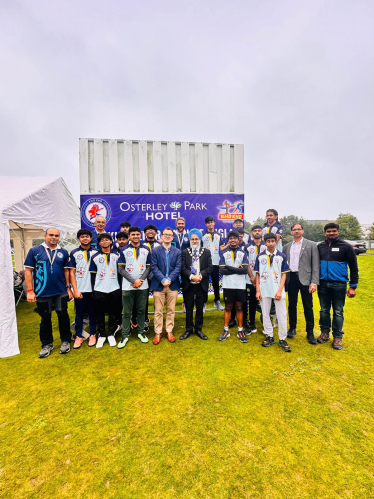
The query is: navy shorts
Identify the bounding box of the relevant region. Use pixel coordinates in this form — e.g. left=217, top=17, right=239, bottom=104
left=223, top=288, right=247, bottom=304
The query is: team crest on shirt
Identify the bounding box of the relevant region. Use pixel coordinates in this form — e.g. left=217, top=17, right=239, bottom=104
left=140, top=249, right=147, bottom=257
left=138, top=263, right=145, bottom=273
left=126, top=250, right=133, bottom=258
left=99, top=270, right=106, bottom=279
left=57, top=252, right=63, bottom=258
left=274, top=258, right=279, bottom=264
left=261, top=258, right=267, bottom=265
left=109, top=268, right=116, bottom=278
left=213, top=245, right=218, bottom=253
left=76, top=253, right=84, bottom=260
left=273, top=271, right=279, bottom=279
left=249, top=247, right=255, bottom=254
left=271, top=227, right=277, bottom=234
left=77, top=268, right=86, bottom=276
left=98, top=256, right=105, bottom=264
left=261, top=271, right=269, bottom=281
left=127, top=264, right=134, bottom=274
left=250, top=262, right=255, bottom=269
left=225, top=253, right=232, bottom=260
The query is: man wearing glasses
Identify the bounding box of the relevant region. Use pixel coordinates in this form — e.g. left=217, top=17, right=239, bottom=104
left=283, top=223, right=320, bottom=344
left=91, top=215, right=107, bottom=249
left=150, top=227, right=182, bottom=345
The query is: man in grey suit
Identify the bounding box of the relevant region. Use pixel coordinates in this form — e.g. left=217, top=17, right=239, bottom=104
left=283, top=223, right=320, bottom=344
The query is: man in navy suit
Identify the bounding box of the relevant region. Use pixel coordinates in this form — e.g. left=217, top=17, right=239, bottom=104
left=150, top=227, right=182, bottom=345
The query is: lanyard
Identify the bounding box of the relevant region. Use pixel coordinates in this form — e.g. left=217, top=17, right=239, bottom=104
left=44, top=246, right=58, bottom=274
left=176, top=231, right=184, bottom=248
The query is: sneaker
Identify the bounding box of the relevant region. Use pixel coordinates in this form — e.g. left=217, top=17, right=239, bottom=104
left=262, top=335, right=276, bottom=347
left=228, top=319, right=237, bottom=328
left=114, top=325, right=122, bottom=335
left=60, top=341, right=71, bottom=354
left=203, top=303, right=206, bottom=314
left=279, top=339, right=291, bottom=352
left=182, top=302, right=186, bottom=313
left=96, top=336, right=106, bottom=349
left=244, top=325, right=257, bottom=335
left=144, top=318, right=150, bottom=326
left=237, top=331, right=248, bottom=343
left=107, top=335, right=117, bottom=347
left=143, top=323, right=149, bottom=333
left=117, top=336, right=130, bottom=349
left=214, top=300, right=224, bottom=311
left=73, top=337, right=84, bottom=349
left=138, top=332, right=149, bottom=343
left=287, top=329, right=297, bottom=339
left=39, top=343, right=54, bottom=358
left=88, top=335, right=97, bottom=347
left=218, top=330, right=230, bottom=341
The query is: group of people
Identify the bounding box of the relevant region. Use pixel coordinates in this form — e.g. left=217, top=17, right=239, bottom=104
left=24, top=209, right=359, bottom=358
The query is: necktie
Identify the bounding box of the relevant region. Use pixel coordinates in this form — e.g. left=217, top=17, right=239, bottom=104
left=191, top=249, right=198, bottom=274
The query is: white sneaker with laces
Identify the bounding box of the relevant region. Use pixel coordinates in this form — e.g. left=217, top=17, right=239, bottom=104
left=96, top=336, right=106, bottom=348
left=107, top=335, right=117, bottom=347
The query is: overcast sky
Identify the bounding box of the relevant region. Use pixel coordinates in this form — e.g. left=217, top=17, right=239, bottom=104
left=1, top=0, right=373, bottom=223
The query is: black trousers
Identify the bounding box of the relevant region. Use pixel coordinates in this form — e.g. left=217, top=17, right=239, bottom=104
left=209, top=265, right=221, bottom=302
left=37, top=294, right=71, bottom=347
left=183, top=284, right=207, bottom=332
left=94, top=289, right=122, bottom=337
left=288, top=272, right=314, bottom=334
left=247, top=284, right=257, bottom=326
left=231, top=284, right=251, bottom=324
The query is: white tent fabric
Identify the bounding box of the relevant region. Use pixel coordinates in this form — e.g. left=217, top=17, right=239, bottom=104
left=0, top=177, right=80, bottom=358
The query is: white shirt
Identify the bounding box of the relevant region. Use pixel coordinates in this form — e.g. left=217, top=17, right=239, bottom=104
left=289, top=238, right=303, bottom=272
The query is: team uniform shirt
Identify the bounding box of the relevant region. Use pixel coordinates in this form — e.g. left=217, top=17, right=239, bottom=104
left=262, top=222, right=284, bottom=251
left=172, top=230, right=190, bottom=251
left=143, top=240, right=161, bottom=279
left=243, top=232, right=251, bottom=244
left=202, top=230, right=223, bottom=266
left=118, top=243, right=151, bottom=291
left=254, top=249, right=290, bottom=298
left=89, top=250, right=120, bottom=293
left=69, top=246, right=97, bottom=293
left=24, top=243, right=69, bottom=298
left=219, top=247, right=249, bottom=290
left=245, top=241, right=266, bottom=284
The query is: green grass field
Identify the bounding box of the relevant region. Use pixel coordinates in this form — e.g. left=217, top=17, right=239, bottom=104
left=1, top=256, right=374, bottom=498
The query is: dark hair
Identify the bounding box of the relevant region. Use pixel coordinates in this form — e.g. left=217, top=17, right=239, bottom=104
left=264, top=233, right=277, bottom=242
left=324, top=222, right=339, bottom=231
left=233, top=219, right=243, bottom=224
left=291, top=223, right=304, bottom=230
left=236, top=228, right=245, bottom=234
left=266, top=209, right=279, bottom=221
left=251, top=225, right=262, bottom=231
left=162, top=227, right=174, bottom=235
left=205, top=216, right=215, bottom=224
left=97, top=232, right=113, bottom=243
left=77, top=228, right=92, bottom=239
left=144, top=224, right=158, bottom=233
left=128, top=226, right=141, bottom=235
left=227, top=230, right=240, bottom=240
left=116, top=231, right=128, bottom=240
left=120, top=221, right=131, bottom=228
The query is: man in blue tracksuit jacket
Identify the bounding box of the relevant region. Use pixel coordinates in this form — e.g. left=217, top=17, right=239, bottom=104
left=317, top=223, right=358, bottom=350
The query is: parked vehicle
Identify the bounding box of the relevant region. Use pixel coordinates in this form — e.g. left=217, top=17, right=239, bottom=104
left=346, top=241, right=367, bottom=255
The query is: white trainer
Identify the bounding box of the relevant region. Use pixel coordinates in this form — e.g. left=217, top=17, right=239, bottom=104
left=96, top=336, right=106, bottom=348
left=107, top=335, right=117, bottom=347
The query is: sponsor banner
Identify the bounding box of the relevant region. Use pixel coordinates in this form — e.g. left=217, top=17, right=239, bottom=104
left=81, top=193, right=244, bottom=239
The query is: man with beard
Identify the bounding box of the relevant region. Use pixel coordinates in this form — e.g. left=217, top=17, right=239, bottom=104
left=180, top=229, right=213, bottom=340
left=244, top=225, right=266, bottom=335
left=262, top=209, right=284, bottom=251
left=172, top=217, right=190, bottom=251
left=316, top=223, right=358, bottom=350
left=218, top=230, right=249, bottom=343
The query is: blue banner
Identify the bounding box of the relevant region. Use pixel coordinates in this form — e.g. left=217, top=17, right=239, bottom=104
left=80, top=193, right=244, bottom=239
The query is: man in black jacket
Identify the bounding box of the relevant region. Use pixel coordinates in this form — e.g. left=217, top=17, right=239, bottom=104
left=317, top=223, right=359, bottom=350
left=180, top=229, right=213, bottom=340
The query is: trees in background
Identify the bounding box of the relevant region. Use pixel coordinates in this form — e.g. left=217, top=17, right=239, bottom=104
left=335, top=213, right=363, bottom=240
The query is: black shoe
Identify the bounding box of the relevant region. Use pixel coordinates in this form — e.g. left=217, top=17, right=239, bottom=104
left=262, top=335, right=276, bottom=347
left=195, top=330, right=208, bottom=340
left=287, top=328, right=297, bottom=339
left=244, top=325, right=257, bottom=335
left=307, top=333, right=317, bottom=345
left=228, top=319, right=237, bottom=328
left=278, top=339, right=291, bottom=352
left=180, top=330, right=193, bottom=340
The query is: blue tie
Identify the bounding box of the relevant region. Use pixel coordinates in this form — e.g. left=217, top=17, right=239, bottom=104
left=191, top=250, right=197, bottom=274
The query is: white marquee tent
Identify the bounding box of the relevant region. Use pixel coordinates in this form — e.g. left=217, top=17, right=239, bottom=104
left=0, top=177, right=80, bottom=358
